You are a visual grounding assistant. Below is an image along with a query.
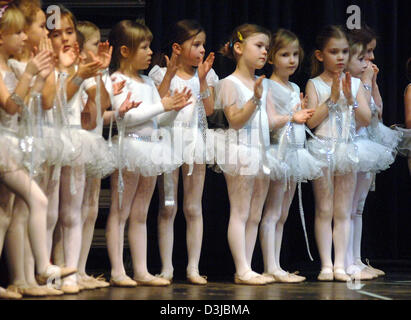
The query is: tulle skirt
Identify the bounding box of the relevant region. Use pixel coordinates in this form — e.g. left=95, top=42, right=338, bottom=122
left=367, top=122, right=402, bottom=150
left=267, top=145, right=325, bottom=181
left=393, top=126, right=411, bottom=157
left=84, top=132, right=116, bottom=179
left=111, top=133, right=181, bottom=177
left=354, top=137, right=394, bottom=172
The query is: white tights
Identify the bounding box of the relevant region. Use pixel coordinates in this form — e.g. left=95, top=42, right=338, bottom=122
left=260, top=180, right=297, bottom=274
left=313, top=169, right=356, bottom=272
left=346, top=172, right=372, bottom=270
left=157, top=164, right=205, bottom=278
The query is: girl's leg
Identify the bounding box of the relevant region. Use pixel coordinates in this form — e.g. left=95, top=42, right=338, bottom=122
left=312, top=169, right=334, bottom=279
left=157, top=168, right=180, bottom=280
left=78, top=177, right=101, bottom=276
left=105, top=170, right=139, bottom=284
left=59, top=165, right=86, bottom=290
left=0, top=186, right=14, bottom=256
left=46, top=166, right=61, bottom=259
left=260, top=180, right=286, bottom=274
left=128, top=175, right=169, bottom=285
left=181, top=164, right=206, bottom=283
left=245, top=174, right=270, bottom=267
left=332, top=172, right=356, bottom=281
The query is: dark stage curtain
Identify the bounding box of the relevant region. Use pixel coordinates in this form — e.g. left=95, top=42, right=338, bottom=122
left=145, top=0, right=411, bottom=278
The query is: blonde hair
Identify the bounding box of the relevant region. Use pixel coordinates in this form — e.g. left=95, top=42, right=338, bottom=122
left=77, top=20, right=99, bottom=42
left=220, top=23, right=271, bottom=61
left=15, top=0, right=42, bottom=27
left=268, top=28, right=304, bottom=69
left=0, top=3, right=26, bottom=35
left=311, top=25, right=347, bottom=77
left=109, top=19, right=153, bottom=71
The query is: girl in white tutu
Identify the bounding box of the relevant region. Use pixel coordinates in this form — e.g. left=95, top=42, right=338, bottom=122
left=148, top=20, right=217, bottom=284
left=214, top=24, right=277, bottom=285
left=106, top=20, right=191, bottom=287
left=344, top=28, right=398, bottom=280
left=0, top=2, right=76, bottom=299
left=259, top=29, right=321, bottom=283
left=305, top=25, right=371, bottom=282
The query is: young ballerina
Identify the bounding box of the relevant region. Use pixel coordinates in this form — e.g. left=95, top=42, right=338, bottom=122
left=259, top=29, right=322, bottom=283
left=0, top=2, right=76, bottom=298
left=213, top=24, right=278, bottom=285
left=106, top=20, right=191, bottom=287
left=344, top=29, right=398, bottom=280
left=148, top=19, right=217, bottom=285
left=305, top=25, right=371, bottom=282
left=45, top=5, right=110, bottom=294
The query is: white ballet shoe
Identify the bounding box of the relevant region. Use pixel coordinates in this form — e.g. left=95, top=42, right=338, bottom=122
left=234, top=270, right=267, bottom=285
left=155, top=271, right=173, bottom=283
left=365, top=259, right=385, bottom=276
left=61, top=276, right=80, bottom=294
left=36, top=264, right=77, bottom=285
left=347, top=265, right=376, bottom=280
left=273, top=271, right=306, bottom=283
left=317, top=268, right=334, bottom=281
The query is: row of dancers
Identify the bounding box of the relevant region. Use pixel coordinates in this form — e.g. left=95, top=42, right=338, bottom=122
left=0, top=1, right=410, bottom=299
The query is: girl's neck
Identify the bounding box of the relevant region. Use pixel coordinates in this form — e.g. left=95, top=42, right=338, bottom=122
left=233, top=60, right=256, bottom=83
left=121, top=66, right=143, bottom=82
left=176, top=61, right=195, bottom=79
left=0, top=49, right=10, bottom=71
left=270, top=71, right=290, bottom=87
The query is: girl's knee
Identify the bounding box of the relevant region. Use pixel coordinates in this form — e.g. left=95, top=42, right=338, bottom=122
left=158, top=204, right=177, bottom=220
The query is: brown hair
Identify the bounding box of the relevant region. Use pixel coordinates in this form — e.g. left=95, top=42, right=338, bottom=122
left=310, top=25, right=347, bottom=77
left=109, top=19, right=153, bottom=72
left=15, top=0, right=42, bottom=27
left=0, top=3, right=26, bottom=35
left=77, top=20, right=99, bottom=43
left=220, top=23, right=271, bottom=61
left=268, top=28, right=304, bottom=70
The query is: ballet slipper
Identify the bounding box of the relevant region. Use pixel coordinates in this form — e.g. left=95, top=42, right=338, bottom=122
left=133, top=275, right=170, bottom=287
left=187, top=273, right=208, bottom=285
left=317, top=268, right=334, bottom=281
left=61, top=277, right=80, bottom=294
left=109, top=275, right=137, bottom=287
left=262, top=273, right=277, bottom=283
left=0, top=287, right=22, bottom=299
left=90, top=274, right=110, bottom=288
left=77, top=276, right=98, bottom=290
left=7, top=284, right=47, bottom=297
left=347, top=265, right=376, bottom=280
left=39, top=286, right=64, bottom=296
left=365, top=259, right=385, bottom=276
left=333, top=268, right=351, bottom=282
left=234, top=270, right=267, bottom=286
left=36, top=265, right=77, bottom=285
left=155, top=272, right=173, bottom=283
left=272, top=271, right=305, bottom=283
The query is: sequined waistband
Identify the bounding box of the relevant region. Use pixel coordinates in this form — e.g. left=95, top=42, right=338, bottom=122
left=125, top=133, right=161, bottom=142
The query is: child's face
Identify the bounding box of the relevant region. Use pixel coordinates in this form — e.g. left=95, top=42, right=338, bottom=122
left=180, top=31, right=206, bottom=67
left=365, top=39, right=376, bottom=61
left=49, top=16, right=77, bottom=53
left=318, top=37, right=349, bottom=74
left=272, top=40, right=300, bottom=76
left=1, top=28, right=27, bottom=57
left=82, top=30, right=101, bottom=62
left=347, top=50, right=367, bottom=78
left=240, top=33, right=270, bottom=70
left=130, top=39, right=152, bottom=72
left=26, top=9, right=48, bottom=49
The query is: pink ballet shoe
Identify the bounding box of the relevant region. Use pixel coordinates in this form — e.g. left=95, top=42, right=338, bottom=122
left=333, top=268, right=351, bottom=282
left=234, top=270, right=267, bottom=285
left=109, top=275, right=137, bottom=287
left=0, top=287, right=22, bottom=299
left=317, top=268, right=334, bottom=281
left=365, top=259, right=385, bottom=276
left=187, top=273, right=208, bottom=285
left=133, top=275, right=171, bottom=287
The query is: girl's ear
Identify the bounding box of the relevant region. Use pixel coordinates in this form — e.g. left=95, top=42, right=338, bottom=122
left=233, top=41, right=242, bottom=56
left=172, top=42, right=181, bottom=55
left=120, top=45, right=130, bottom=58
left=314, top=49, right=323, bottom=62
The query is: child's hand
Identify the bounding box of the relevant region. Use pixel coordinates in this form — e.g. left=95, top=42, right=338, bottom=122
left=330, top=72, right=341, bottom=103
left=371, top=63, right=379, bottom=84
left=292, top=109, right=315, bottom=124
left=77, top=51, right=104, bottom=80
left=111, top=77, right=126, bottom=96
left=25, top=50, right=54, bottom=77
left=253, top=75, right=265, bottom=100
left=164, top=52, right=179, bottom=78
left=362, top=61, right=374, bottom=84
left=59, top=44, right=78, bottom=68
left=300, top=92, right=308, bottom=110
left=118, top=92, right=141, bottom=117
left=198, top=52, right=215, bottom=81
left=342, top=72, right=354, bottom=105
left=161, top=87, right=192, bottom=111
left=96, top=41, right=113, bottom=70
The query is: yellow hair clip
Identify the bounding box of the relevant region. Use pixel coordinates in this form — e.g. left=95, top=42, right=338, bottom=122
left=237, top=31, right=244, bottom=42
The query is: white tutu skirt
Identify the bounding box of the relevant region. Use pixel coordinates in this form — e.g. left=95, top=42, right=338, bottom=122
left=213, top=129, right=277, bottom=176
left=393, top=126, right=411, bottom=157
left=367, top=122, right=402, bottom=150
left=0, top=133, right=25, bottom=174
left=111, top=135, right=181, bottom=177
left=355, top=137, right=394, bottom=172
left=84, top=132, right=116, bottom=179
left=267, top=145, right=325, bottom=181
left=307, top=138, right=358, bottom=175
left=41, top=126, right=64, bottom=166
